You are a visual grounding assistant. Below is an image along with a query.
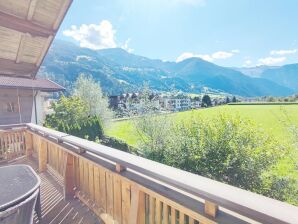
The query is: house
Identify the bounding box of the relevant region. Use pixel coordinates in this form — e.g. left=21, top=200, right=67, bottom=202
left=0, top=76, right=64, bottom=125
left=109, top=95, right=126, bottom=110
left=191, top=99, right=201, bottom=109
left=163, top=95, right=191, bottom=111
left=0, top=0, right=69, bottom=126
left=109, top=93, right=137, bottom=111
left=109, top=92, right=161, bottom=113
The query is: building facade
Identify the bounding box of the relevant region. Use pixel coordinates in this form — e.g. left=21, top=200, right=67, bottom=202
left=163, top=97, right=191, bottom=111
left=0, top=77, right=64, bottom=125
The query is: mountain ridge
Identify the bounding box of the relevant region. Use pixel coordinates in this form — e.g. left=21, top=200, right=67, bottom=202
left=38, top=39, right=295, bottom=97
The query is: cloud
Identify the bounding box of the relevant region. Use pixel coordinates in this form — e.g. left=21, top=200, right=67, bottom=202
left=257, top=57, right=286, bottom=66
left=176, top=52, right=213, bottom=62
left=270, top=49, right=297, bottom=56
left=242, top=59, right=252, bottom=67
left=176, top=49, right=239, bottom=63
left=63, top=20, right=117, bottom=50
left=212, top=51, right=233, bottom=59
left=198, top=54, right=214, bottom=62
left=63, top=20, right=134, bottom=53
left=121, top=38, right=134, bottom=53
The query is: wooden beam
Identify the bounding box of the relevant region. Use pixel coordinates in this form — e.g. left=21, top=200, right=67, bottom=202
left=15, top=34, right=29, bottom=63
left=0, top=58, right=37, bottom=77
left=36, top=35, right=53, bottom=66
left=25, top=132, right=33, bottom=157
left=34, top=0, right=74, bottom=78
left=27, top=0, right=38, bottom=20
left=129, top=185, right=145, bottom=224
left=63, top=153, right=75, bottom=199
left=38, top=138, right=47, bottom=172
left=52, top=0, right=73, bottom=30
left=0, top=11, right=54, bottom=38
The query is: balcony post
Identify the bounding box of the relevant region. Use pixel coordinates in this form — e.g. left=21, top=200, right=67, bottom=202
left=129, top=184, right=145, bottom=224
left=25, top=131, right=33, bottom=157
left=204, top=200, right=218, bottom=218
left=63, top=152, right=75, bottom=199
left=38, top=138, right=47, bottom=172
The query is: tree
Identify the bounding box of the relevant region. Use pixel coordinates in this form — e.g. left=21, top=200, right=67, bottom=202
left=134, top=113, right=173, bottom=161
left=193, top=96, right=201, bottom=101
left=44, top=96, right=88, bottom=127
left=141, top=82, right=160, bottom=113
left=232, top=96, right=237, bottom=103
left=267, top=96, right=275, bottom=102
left=226, top=96, right=230, bottom=104
left=73, top=74, right=113, bottom=126
left=44, top=96, right=104, bottom=141
left=202, top=95, right=212, bottom=107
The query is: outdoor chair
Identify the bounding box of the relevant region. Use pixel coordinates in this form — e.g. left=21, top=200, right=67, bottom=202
left=0, top=189, right=39, bottom=224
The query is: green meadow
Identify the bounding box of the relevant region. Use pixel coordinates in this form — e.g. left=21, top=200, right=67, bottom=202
left=106, top=104, right=298, bottom=147
left=106, top=104, right=298, bottom=181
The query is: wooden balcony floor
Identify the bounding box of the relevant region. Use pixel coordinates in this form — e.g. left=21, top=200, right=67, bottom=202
left=6, top=156, right=101, bottom=224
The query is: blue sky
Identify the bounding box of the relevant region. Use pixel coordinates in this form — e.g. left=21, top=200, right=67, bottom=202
left=57, top=0, right=298, bottom=67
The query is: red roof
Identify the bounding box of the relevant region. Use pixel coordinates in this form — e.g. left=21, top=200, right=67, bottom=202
left=0, top=76, right=65, bottom=92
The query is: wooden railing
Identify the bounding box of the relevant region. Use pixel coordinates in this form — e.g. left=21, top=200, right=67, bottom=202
left=1, top=123, right=298, bottom=224
left=0, top=125, right=26, bottom=162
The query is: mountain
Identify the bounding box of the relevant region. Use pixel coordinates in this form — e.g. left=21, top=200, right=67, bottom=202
left=233, top=64, right=298, bottom=92
left=38, top=39, right=294, bottom=97
left=233, top=66, right=278, bottom=78
left=170, top=58, right=293, bottom=96
left=260, top=64, right=298, bottom=92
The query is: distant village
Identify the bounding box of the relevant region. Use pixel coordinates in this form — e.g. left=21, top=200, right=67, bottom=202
left=108, top=92, right=237, bottom=117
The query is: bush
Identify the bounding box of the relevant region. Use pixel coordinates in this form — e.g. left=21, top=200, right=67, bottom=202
left=64, top=116, right=104, bottom=141
left=135, top=113, right=297, bottom=203
left=44, top=96, right=104, bottom=141
left=261, top=173, right=298, bottom=205
left=100, top=136, right=138, bottom=153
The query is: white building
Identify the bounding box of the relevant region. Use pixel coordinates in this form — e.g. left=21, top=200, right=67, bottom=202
left=191, top=100, right=201, bottom=109
left=163, top=97, right=191, bottom=111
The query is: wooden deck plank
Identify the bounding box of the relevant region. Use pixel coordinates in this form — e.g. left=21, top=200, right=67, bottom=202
left=6, top=156, right=101, bottom=224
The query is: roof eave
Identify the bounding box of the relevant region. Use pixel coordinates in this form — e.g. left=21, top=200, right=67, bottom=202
left=0, top=86, right=65, bottom=92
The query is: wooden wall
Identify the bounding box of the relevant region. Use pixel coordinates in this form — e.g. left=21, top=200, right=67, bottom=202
left=0, top=89, right=33, bottom=124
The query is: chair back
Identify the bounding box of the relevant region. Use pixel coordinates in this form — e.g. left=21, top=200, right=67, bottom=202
left=0, top=189, right=39, bottom=224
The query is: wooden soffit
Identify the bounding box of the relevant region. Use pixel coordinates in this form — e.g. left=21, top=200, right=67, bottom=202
left=0, top=0, right=73, bottom=78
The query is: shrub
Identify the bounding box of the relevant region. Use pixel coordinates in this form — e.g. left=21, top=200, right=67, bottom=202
left=135, top=112, right=296, bottom=203
left=44, top=96, right=104, bottom=141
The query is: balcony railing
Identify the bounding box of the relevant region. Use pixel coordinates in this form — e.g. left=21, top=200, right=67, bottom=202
left=0, top=123, right=297, bottom=224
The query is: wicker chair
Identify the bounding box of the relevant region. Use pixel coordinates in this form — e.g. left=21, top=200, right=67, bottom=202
left=0, top=189, right=39, bottom=224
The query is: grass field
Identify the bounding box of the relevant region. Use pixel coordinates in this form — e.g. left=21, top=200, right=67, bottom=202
left=106, top=104, right=298, bottom=147
left=106, top=104, right=298, bottom=181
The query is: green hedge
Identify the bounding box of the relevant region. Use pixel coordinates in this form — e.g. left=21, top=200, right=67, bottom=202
left=100, top=136, right=139, bottom=154
left=57, top=116, right=104, bottom=141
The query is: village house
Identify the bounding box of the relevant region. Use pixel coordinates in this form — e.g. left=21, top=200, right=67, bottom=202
left=109, top=92, right=196, bottom=113
left=109, top=92, right=161, bottom=113
left=0, top=76, right=64, bottom=125
left=191, top=99, right=201, bottom=109
left=162, top=95, right=191, bottom=111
